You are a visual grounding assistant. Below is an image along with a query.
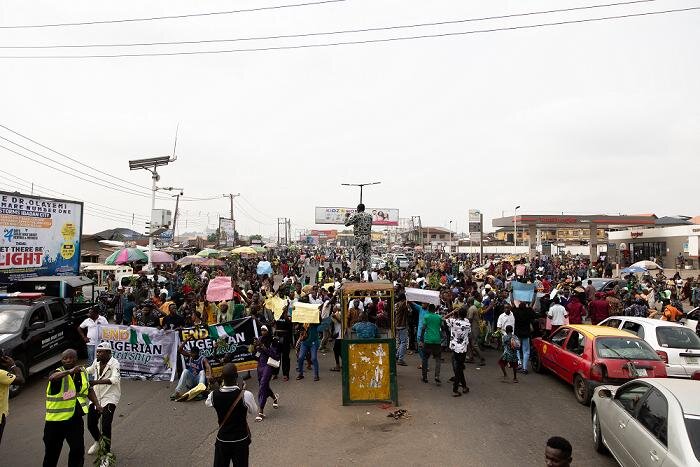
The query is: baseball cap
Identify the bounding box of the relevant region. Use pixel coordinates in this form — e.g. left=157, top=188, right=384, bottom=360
left=96, top=342, right=112, bottom=351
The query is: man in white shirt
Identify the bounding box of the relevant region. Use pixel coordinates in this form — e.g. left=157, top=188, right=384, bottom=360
left=547, top=297, right=568, bottom=334
left=78, top=308, right=109, bottom=365
left=86, top=342, right=121, bottom=455
left=496, top=305, right=515, bottom=333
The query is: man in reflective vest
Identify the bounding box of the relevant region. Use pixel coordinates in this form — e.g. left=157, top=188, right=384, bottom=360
left=43, top=349, right=102, bottom=467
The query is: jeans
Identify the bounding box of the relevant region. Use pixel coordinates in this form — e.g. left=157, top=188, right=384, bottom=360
left=86, top=345, right=96, bottom=366
left=396, top=327, right=408, bottom=362
left=175, top=369, right=206, bottom=394
left=297, top=340, right=319, bottom=378
left=518, top=337, right=531, bottom=370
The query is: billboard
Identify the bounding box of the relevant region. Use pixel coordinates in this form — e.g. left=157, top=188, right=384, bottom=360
left=219, top=218, right=235, bottom=247
left=315, top=207, right=399, bottom=226
left=0, top=191, right=83, bottom=284
left=468, top=209, right=482, bottom=242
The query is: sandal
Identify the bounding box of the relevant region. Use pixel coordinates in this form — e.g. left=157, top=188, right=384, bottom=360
left=255, top=413, right=264, bottom=422
left=273, top=394, right=279, bottom=409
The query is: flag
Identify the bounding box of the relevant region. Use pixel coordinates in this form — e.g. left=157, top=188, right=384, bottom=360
left=208, top=323, right=237, bottom=340
left=130, top=329, right=152, bottom=345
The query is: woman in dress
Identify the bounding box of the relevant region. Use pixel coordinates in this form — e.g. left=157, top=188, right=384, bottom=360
left=254, top=325, right=280, bottom=422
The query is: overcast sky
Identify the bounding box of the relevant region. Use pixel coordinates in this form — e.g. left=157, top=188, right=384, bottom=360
left=1, top=0, right=698, bottom=239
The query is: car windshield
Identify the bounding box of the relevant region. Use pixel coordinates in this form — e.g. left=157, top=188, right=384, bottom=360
left=0, top=308, right=28, bottom=333
left=589, top=280, right=609, bottom=291
left=656, top=327, right=700, bottom=350
left=686, top=417, right=700, bottom=462
left=595, top=337, right=660, bottom=360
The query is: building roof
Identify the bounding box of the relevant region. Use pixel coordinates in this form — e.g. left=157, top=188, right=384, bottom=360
left=493, top=214, right=658, bottom=228
left=92, top=228, right=145, bottom=240
left=402, top=226, right=454, bottom=235
left=654, top=216, right=692, bottom=226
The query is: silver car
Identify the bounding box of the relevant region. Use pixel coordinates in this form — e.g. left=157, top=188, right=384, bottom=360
left=591, top=378, right=700, bottom=466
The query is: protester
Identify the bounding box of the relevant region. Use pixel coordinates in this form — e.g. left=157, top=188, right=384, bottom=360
left=418, top=303, right=443, bottom=385
left=43, top=349, right=102, bottom=467
left=254, top=326, right=279, bottom=422
left=77, top=307, right=109, bottom=365
left=205, top=363, right=258, bottom=467
left=444, top=307, right=471, bottom=396
left=352, top=312, right=379, bottom=339
left=86, top=342, right=121, bottom=455
left=296, top=319, right=320, bottom=381
left=394, top=293, right=409, bottom=366
left=498, top=325, right=520, bottom=383
left=172, top=344, right=212, bottom=400
left=513, top=302, right=535, bottom=374
left=344, top=203, right=373, bottom=278
left=545, top=436, right=573, bottom=467
left=547, top=297, right=568, bottom=335
left=0, top=353, right=24, bottom=446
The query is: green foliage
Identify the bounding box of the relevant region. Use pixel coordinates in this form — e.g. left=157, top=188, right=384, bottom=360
left=94, top=437, right=116, bottom=467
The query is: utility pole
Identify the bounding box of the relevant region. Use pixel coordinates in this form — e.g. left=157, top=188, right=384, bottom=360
left=278, top=217, right=289, bottom=245
left=286, top=219, right=291, bottom=245
left=341, top=181, right=381, bottom=204
left=223, top=193, right=240, bottom=222
left=171, top=192, right=182, bottom=244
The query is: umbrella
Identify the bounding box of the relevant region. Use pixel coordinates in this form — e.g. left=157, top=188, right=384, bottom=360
left=196, top=248, right=220, bottom=258
left=630, top=260, right=663, bottom=270
left=105, top=248, right=148, bottom=265
left=201, top=258, right=225, bottom=267
left=256, top=261, right=273, bottom=275
left=264, top=242, right=278, bottom=248
left=176, top=255, right=205, bottom=266
left=231, top=246, right=257, bottom=255
left=148, top=251, right=175, bottom=264
left=252, top=246, right=267, bottom=253
left=621, top=266, right=646, bottom=274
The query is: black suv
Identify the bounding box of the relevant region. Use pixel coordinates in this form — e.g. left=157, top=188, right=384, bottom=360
left=0, top=295, right=89, bottom=397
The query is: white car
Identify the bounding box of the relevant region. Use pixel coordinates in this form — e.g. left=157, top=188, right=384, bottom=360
left=599, top=316, right=700, bottom=378
left=370, top=257, right=387, bottom=271
left=682, top=307, right=700, bottom=334
left=393, top=254, right=410, bottom=269
left=591, top=378, right=700, bottom=467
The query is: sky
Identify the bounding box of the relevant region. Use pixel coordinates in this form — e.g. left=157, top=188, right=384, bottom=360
left=1, top=0, right=698, bottom=239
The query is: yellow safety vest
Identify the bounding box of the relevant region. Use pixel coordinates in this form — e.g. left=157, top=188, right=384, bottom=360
left=45, top=366, right=89, bottom=422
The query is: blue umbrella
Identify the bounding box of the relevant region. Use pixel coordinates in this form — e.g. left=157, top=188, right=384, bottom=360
left=621, top=266, right=646, bottom=274
left=256, top=261, right=273, bottom=276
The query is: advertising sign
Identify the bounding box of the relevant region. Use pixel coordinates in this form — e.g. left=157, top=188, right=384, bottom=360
left=468, top=209, right=482, bottom=243
left=315, top=207, right=399, bottom=226
left=219, top=218, right=236, bottom=247
left=342, top=339, right=398, bottom=406
left=97, top=324, right=179, bottom=381
left=179, top=317, right=259, bottom=375
left=0, top=192, right=83, bottom=284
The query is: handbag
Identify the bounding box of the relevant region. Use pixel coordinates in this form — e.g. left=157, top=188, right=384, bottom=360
left=267, top=357, right=280, bottom=368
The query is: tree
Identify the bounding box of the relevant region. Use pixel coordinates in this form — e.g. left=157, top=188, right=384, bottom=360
left=250, top=234, right=262, bottom=241
left=207, top=228, right=220, bottom=243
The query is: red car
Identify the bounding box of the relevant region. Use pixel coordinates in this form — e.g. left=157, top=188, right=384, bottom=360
left=531, top=324, right=667, bottom=404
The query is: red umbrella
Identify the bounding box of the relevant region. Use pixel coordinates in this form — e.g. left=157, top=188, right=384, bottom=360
left=201, top=258, right=224, bottom=267
left=149, top=250, right=175, bottom=264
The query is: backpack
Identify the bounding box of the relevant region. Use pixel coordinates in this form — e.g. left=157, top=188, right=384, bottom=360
left=510, top=335, right=521, bottom=350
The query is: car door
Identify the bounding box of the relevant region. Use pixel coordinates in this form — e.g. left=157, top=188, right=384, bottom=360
left=560, top=330, right=587, bottom=383
left=603, top=382, right=652, bottom=466
left=46, top=301, right=70, bottom=356
left=26, top=304, right=52, bottom=365
left=542, top=327, right=570, bottom=378
left=624, top=388, right=669, bottom=467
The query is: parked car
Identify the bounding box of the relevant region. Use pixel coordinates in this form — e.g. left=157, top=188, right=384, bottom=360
left=393, top=254, right=410, bottom=269
left=586, top=278, right=624, bottom=292
left=599, top=316, right=700, bottom=378
left=0, top=293, right=90, bottom=397
left=370, top=257, right=387, bottom=271
left=590, top=378, right=700, bottom=466
left=681, top=307, right=700, bottom=334
left=531, top=324, right=666, bottom=405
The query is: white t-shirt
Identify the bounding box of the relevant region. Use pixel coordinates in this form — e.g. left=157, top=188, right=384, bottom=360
left=80, top=316, right=109, bottom=345
left=548, top=304, right=568, bottom=325
left=496, top=312, right=515, bottom=332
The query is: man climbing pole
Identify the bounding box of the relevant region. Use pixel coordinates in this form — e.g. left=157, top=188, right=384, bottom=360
left=344, top=204, right=373, bottom=281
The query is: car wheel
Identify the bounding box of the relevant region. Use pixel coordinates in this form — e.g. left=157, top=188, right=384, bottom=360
left=574, top=374, right=592, bottom=405
left=8, top=360, right=27, bottom=399
left=531, top=351, right=544, bottom=374
left=592, top=407, right=607, bottom=454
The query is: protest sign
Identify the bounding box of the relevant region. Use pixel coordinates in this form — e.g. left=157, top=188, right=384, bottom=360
left=179, top=316, right=259, bottom=375
left=512, top=281, right=536, bottom=303
left=405, top=287, right=440, bottom=306
left=206, top=276, right=233, bottom=302
left=292, top=302, right=321, bottom=323
left=97, top=324, right=179, bottom=381
left=264, top=295, right=287, bottom=320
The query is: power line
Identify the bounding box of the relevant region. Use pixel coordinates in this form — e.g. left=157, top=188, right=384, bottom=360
left=0, top=143, right=164, bottom=200
left=0, top=169, right=150, bottom=219
left=239, top=195, right=276, bottom=219
left=0, top=124, right=153, bottom=192
left=1, top=6, right=695, bottom=59
left=0, top=0, right=662, bottom=50
left=0, top=0, right=345, bottom=29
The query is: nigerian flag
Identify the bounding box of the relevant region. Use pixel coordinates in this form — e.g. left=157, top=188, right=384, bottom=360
left=130, top=329, right=152, bottom=345
left=208, top=323, right=236, bottom=340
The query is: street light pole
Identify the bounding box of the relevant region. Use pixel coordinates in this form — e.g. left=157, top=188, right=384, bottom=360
left=514, top=205, right=521, bottom=254
left=341, top=181, right=381, bottom=204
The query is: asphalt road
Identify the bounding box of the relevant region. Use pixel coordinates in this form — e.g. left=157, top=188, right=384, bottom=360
left=1, top=346, right=617, bottom=467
